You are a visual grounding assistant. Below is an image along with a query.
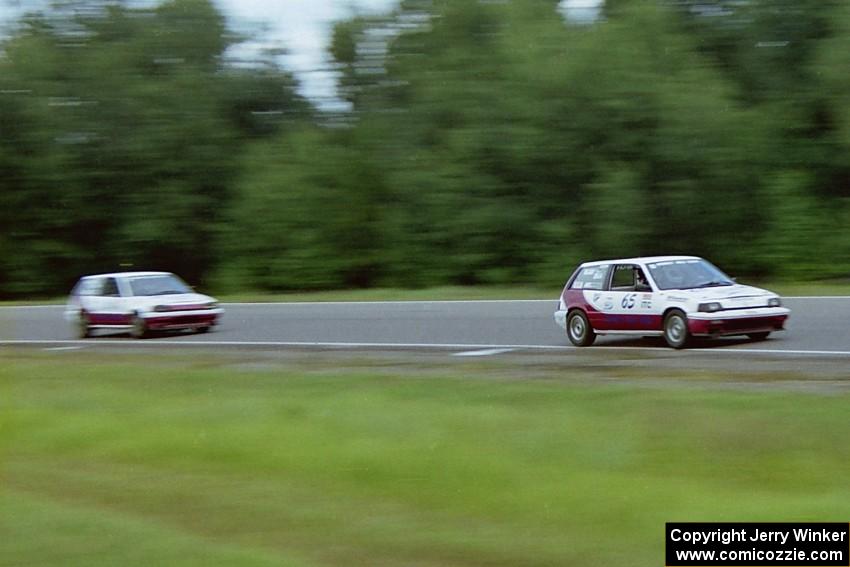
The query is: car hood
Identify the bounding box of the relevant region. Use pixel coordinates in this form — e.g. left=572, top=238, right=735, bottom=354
left=673, top=284, right=777, bottom=306
left=133, top=293, right=219, bottom=311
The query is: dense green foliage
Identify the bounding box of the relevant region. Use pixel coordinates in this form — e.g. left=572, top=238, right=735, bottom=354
left=0, top=0, right=308, bottom=296
left=0, top=0, right=847, bottom=297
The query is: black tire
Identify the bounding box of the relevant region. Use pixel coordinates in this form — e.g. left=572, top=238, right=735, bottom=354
left=130, top=313, right=148, bottom=339
left=663, top=309, right=690, bottom=349
left=197, top=326, right=211, bottom=334
left=567, top=310, right=596, bottom=347
left=747, top=332, right=770, bottom=341
left=77, top=311, right=91, bottom=339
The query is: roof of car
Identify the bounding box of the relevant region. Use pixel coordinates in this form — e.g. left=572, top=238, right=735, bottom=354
left=81, top=271, right=173, bottom=279
left=580, top=255, right=701, bottom=267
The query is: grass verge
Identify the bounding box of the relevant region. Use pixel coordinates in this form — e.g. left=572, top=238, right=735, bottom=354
left=216, top=285, right=560, bottom=303
left=0, top=350, right=850, bottom=567
left=2, top=350, right=849, bottom=566
left=2, top=281, right=848, bottom=306
left=217, top=281, right=850, bottom=302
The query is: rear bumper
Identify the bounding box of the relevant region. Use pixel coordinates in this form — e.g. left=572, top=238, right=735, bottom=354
left=688, top=307, right=789, bottom=337
left=554, top=310, right=567, bottom=331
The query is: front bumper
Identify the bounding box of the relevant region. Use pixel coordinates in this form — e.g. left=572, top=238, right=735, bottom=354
left=142, top=308, right=223, bottom=331
left=687, top=307, right=789, bottom=337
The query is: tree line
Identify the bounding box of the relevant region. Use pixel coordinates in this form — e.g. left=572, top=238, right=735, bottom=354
left=1, top=0, right=847, bottom=298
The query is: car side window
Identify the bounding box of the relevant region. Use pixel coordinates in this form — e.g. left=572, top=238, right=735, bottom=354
left=610, top=265, right=633, bottom=290
left=610, top=265, right=651, bottom=292
left=570, top=265, right=610, bottom=290
left=100, top=278, right=121, bottom=297
left=635, top=268, right=651, bottom=291
left=75, top=278, right=100, bottom=296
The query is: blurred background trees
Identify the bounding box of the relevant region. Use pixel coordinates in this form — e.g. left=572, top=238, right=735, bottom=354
left=0, top=0, right=847, bottom=297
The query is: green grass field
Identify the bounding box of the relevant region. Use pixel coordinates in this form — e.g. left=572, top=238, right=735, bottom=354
left=2, top=350, right=850, bottom=566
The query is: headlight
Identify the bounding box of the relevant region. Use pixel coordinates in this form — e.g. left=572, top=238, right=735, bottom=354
left=768, top=297, right=781, bottom=307
left=205, top=301, right=218, bottom=309
left=698, top=302, right=722, bottom=313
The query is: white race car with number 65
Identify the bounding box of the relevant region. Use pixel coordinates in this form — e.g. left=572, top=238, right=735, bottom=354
left=554, top=256, right=790, bottom=348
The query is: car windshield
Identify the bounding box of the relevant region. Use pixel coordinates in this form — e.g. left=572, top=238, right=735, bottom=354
left=646, top=259, right=734, bottom=290
left=128, top=274, right=191, bottom=296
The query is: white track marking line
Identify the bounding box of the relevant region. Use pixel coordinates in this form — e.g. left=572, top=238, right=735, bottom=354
left=453, top=348, right=516, bottom=357
left=43, top=346, right=85, bottom=351
left=784, top=296, right=850, bottom=300
left=223, top=300, right=557, bottom=306
left=224, top=297, right=847, bottom=306
left=689, top=347, right=850, bottom=356
left=2, top=339, right=850, bottom=357
left=0, top=339, right=572, bottom=349
left=0, top=296, right=847, bottom=310
left=0, top=305, right=64, bottom=309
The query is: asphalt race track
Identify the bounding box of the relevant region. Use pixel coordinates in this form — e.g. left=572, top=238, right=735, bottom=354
left=1, top=297, right=848, bottom=357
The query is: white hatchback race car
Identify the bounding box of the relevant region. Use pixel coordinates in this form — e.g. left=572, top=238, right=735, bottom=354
left=65, top=271, right=223, bottom=338
left=554, top=256, right=790, bottom=348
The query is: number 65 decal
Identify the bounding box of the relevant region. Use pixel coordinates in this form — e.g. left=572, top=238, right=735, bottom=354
left=621, top=293, right=637, bottom=309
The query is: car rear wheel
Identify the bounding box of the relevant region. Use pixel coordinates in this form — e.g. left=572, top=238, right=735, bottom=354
left=77, top=311, right=91, bottom=339
left=130, top=314, right=148, bottom=339
left=567, top=310, right=596, bottom=347
left=663, top=310, right=690, bottom=349
left=747, top=332, right=770, bottom=341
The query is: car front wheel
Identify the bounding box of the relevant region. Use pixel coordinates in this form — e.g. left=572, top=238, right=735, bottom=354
left=567, top=310, right=596, bottom=347
left=747, top=332, right=770, bottom=341
left=663, top=310, right=690, bottom=349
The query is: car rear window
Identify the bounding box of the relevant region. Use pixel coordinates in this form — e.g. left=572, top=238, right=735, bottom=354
left=570, top=265, right=610, bottom=290
left=74, top=278, right=101, bottom=296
